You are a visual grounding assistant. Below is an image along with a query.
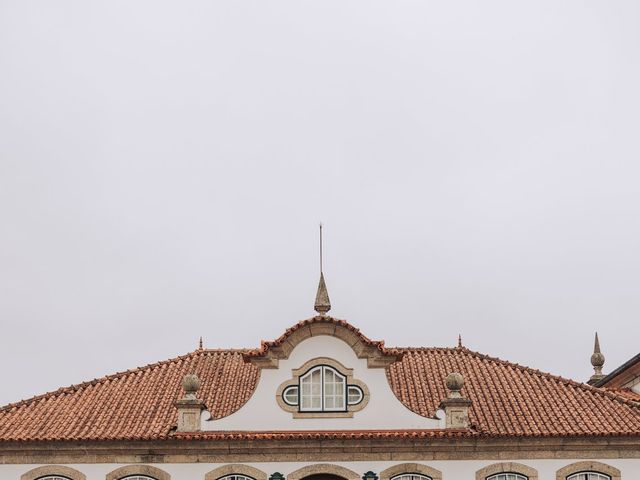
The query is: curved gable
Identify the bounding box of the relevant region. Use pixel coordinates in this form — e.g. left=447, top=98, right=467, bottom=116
left=244, top=316, right=400, bottom=368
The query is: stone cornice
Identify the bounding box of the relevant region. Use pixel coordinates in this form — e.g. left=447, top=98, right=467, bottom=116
left=1, top=436, right=639, bottom=464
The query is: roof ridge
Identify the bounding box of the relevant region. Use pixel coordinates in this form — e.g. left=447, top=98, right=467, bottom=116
left=453, top=347, right=640, bottom=409
left=393, top=346, right=461, bottom=352
left=0, top=348, right=243, bottom=412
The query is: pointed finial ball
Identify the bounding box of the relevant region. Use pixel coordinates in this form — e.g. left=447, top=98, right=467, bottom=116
left=591, top=351, right=605, bottom=368
left=182, top=373, right=201, bottom=394
left=445, top=372, right=464, bottom=392
left=591, top=332, right=605, bottom=368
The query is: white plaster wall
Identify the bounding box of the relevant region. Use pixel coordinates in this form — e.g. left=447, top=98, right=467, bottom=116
left=204, top=335, right=442, bottom=431
left=3, top=458, right=640, bottom=480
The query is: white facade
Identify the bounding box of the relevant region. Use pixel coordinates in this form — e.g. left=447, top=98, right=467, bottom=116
left=4, top=459, right=640, bottom=480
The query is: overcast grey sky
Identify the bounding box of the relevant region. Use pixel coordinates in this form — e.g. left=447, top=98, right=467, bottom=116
left=1, top=1, right=639, bottom=406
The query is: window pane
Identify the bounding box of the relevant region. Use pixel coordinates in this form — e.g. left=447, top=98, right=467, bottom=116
left=567, top=474, right=611, bottom=480
left=322, top=366, right=346, bottom=411
left=300, top=366, right=323, bottom=411
left=390, top=474, right=432, bottom=480
left=283, top=386, right=299, bottom=405
left=486, top=474, right=528, bottom=480
left=121, top=476, right=159, bottom=480
left=348, top=386, right=363, bottom=405
left=218, top=475, right=256, bottom=480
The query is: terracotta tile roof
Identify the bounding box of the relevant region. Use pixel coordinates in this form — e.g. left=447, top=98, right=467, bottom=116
left=387, top=347, right=640, bottom=437
left=602, top=388, right=640, bottom=403
left=0, top=349, right=260, bottom=441
left=0, top=319, right=638, bottom=442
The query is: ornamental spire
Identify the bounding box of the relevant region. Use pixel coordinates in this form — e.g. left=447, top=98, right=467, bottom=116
left=314, top=223, right=331, bottom=315
left=588, top=331, right=606, bottom=385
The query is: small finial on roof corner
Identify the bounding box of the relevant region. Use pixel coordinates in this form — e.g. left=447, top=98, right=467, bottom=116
left=588, top=331, right=606, bottom=385
left=458, top=334, right=463, bottom=348
left=198, top=336, right=203, bottom=350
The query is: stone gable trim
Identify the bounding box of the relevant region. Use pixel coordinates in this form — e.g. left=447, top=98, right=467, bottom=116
left=475, top=462, right=538, bottom=480
left=246, top=319, right=399, bottom=369
left=379, top=463, right=442, bottom=480
left=556, top=461, right=621, bottom=480
left=105, top=465, right=171, bottom=480
left=204, top=464, right=268, bottom=480
left=287, top=464, right=360, bottom=480
left=21, top=465, right=86, bottom=480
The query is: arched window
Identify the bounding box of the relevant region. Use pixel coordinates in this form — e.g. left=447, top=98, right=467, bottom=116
left=567, top=474, right=611, bottom=480
left=299, top=365, right=347, bottom=411
left=391, top=474, right=433, bottom=480
left=35, top=477, right=72, bottom=480
left=487, top=475, right=528, bottom=480
left=120, top=476, right=158, bottom=480
left=217, top=475, right=255, bottom=480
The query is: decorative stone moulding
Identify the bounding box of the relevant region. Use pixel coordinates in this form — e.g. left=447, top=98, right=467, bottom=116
left=245, top=317, right=401, bottom=369
left=287, top=464, right=361, bottom=480
left=205, top=464, right=269, bottom=480
left=379, top=463, right=443, bottom=480
left=439, top=372, right=472, bottom=429
left=475, top=462, right=539, bottom=480
left=106, top=465, right=171, bottom=480
left=21, top=465, right=86, bottom=480
left=556, top=461, right=621, bottom=480
left=176, top=373, right=205, bottom=432
left=276, top=356, right=370, bottom=418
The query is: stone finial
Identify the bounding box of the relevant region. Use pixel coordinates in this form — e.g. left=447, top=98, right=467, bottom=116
left=176, top=373, right=204, bottom=432
left=182, top=373, right=201, bottom=398
left=314, top=272, right=331, bottom=315
left=439, top=372, right=472, bottom=429
left=445, top=372, right=464, bottom=397
left=588, top=332, right=606, bottom=385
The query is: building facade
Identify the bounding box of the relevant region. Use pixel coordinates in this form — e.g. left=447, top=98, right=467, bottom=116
left=1, top=280, right=639, bottom=480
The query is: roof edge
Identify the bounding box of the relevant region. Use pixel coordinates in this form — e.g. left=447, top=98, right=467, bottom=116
left=243, top=316, right=401, bottom=369
left=0, top=348, right=251, bottom=413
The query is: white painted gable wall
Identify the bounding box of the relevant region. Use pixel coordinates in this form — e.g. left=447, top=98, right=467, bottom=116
left=203, top=335, right=442, bottom=431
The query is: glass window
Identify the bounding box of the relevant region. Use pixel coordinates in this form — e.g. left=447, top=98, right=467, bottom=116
left=218, top=475, right=255, bottom=480
left=486, top=475, right=528, bottom=480
left=299, top=365, right=347, bottom=412
left=347, top=385, right=363, bottom=405
left=283, top=385, right=299, bottom=405
left=300, top=366, right=323, bottom=410
left=567, top=474, right=611, bottom=480
left=120, top=476, right=158, bottom=480
left=391, top=474, right=433, bottom=480
left=36, top=477, right=73, bottom=480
